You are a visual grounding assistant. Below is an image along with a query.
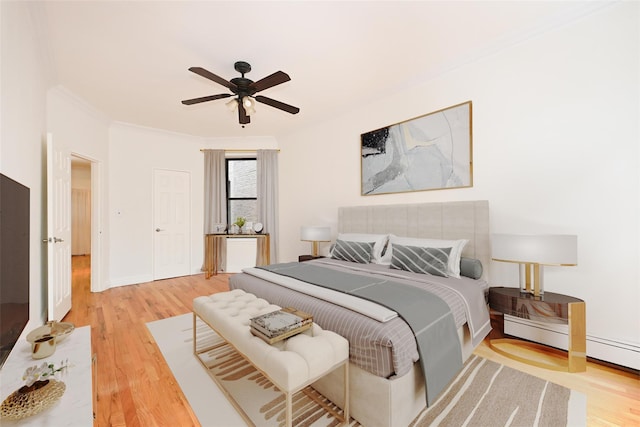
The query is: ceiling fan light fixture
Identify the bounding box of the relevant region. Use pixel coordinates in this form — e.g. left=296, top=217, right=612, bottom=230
left=225, top=98, right=238, bottom=111
left=242, top=96, right=256, bottom=116
left=242, top=96, right=254, bottom=108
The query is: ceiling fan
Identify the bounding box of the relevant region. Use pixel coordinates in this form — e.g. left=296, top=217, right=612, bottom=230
left=181, top=61, right=300, bottom=125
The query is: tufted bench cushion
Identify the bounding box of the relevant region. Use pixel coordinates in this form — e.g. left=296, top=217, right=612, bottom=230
left=193, top=289, right=349, bottom=393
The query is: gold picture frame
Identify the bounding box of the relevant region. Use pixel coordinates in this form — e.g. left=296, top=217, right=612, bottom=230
left=361, top=101, right=473, bottom=195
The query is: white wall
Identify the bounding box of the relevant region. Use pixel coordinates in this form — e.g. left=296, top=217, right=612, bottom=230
left=107, top=123, right=203, bottom=285
left=107, top=129, right=278, bottom=286
left=277, top=2, right=639, bottom=360
left=1, top=1, right=51, bottom=328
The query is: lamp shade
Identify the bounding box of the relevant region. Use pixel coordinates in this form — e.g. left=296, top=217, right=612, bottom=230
left=243, top=96, right=254, bottom=108
left=226, top=98, right=238, bottom=111
left=492, top=234, right=577, bottom=266
left=300, top=226, right=331, bottom=242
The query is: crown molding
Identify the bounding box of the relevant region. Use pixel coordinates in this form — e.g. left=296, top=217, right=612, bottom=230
left=49, top=85, right=111, bottom=126
left=390, top=1, right=619, bottom=100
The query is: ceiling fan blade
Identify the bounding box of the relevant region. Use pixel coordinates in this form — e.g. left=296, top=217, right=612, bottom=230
left=238, top=103, right=250, bottom=125
left=181, top=93, right=232, bottom=105
left=250, top=71, right=291, bottom=93
left=255, top=95, right=300, bottom=114
left=188, top=67, right=238, bottom=91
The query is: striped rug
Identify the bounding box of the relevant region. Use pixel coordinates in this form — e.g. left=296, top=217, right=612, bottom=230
left=148, top=313, right=585, bottom=427
left=410, top=354, right=586, bottom=426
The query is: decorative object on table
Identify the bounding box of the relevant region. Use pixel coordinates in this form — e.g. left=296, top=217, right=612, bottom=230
left=250, top=307, right=313, bottom=344
left=212, top=223, right=227, bottom=234
left=253, top=222, right=263, bottom=233
left=0, top=361, right=69, bottom=420
left=300, top=226, right=331, bottom=257
left=31, top=335, right=56, bottom=359
left=244, top=221, right=253, bottom=234
left=492, top=234, right=578, bottom=297
left=27, top=321, right=75, bottom=345
left=27, top=321, right=75, bottom=359
left=361, top=101, right=472, bottom=196
left=232, top=217, right=246, bottom=234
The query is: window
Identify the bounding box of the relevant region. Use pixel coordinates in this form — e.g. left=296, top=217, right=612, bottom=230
left=226, top=158, right=257, bottom=225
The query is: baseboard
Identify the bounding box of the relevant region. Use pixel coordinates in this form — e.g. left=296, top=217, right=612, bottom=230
left=106, top=271, right=208, bottom=289
left=106, top=274, right=154, bottom=288
left=504, top=315, right=640, bottom=370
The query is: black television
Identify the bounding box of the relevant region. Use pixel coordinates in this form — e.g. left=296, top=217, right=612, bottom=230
left=0, top=173, right=30, bottom=368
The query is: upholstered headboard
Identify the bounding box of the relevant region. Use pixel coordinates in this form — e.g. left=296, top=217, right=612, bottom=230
left=338, top=200, right=490, bottom=281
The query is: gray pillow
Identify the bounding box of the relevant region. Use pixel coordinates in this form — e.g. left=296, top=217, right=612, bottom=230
left=390, top=245, right=451, bottom=277
left=460, top=257, right=483, bottom=279
left=331, top=239, right=374, bottom=264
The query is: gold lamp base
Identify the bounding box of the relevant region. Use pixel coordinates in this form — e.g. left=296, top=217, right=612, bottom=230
left=521, top=263, right=543, bottom=297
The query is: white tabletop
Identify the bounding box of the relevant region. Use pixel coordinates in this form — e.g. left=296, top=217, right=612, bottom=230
left=0, top=326, right=93, bottom=426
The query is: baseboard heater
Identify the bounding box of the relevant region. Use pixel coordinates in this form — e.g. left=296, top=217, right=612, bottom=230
left=504, top=314, right=640, bottom=371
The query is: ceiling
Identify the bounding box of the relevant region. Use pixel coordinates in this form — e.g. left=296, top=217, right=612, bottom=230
left=35, top=1, right=605, bottom=138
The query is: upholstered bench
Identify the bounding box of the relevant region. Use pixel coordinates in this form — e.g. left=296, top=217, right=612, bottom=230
left=193, top=289, right=349, bottom=426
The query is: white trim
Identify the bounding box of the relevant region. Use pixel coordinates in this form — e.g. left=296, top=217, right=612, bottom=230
left=48, top=86, right=111, bottom=125
left=504, top=315, right=640, bottom=370
left=106, top=274, right=154, bottom=288
left=111, top=120, right=204, bottom=140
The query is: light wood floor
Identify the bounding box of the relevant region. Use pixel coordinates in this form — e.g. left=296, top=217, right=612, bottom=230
left=64, top=255, right=639, bottom=426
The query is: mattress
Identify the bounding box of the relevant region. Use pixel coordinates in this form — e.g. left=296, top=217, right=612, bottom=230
left=229, top=258, right=491, bottom=379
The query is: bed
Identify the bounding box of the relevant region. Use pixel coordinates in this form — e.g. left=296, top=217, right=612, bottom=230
left=229, top=200, right=492, bottom=427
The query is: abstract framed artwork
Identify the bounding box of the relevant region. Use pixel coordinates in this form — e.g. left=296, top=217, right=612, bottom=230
left=361, top=101, right=472, bottom=195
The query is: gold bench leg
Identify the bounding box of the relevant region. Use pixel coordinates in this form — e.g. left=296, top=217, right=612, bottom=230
left=285, top=391, right=292, bottom=427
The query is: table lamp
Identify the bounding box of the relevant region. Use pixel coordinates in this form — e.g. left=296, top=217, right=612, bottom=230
left=492, top=234, right=577, bottom=297
left=300, top=226, right=331, bottom=257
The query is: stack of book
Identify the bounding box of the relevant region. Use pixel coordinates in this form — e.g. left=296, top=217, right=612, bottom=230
left=250, top=307, right=313, bottom=344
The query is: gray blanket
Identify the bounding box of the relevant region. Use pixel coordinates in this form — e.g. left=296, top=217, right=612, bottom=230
left=259, top=262, right=462, bottom=406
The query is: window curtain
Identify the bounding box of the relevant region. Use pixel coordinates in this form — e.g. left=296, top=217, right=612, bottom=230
left=257, top=149, right=279, bottom=264
left=71, top=189, right=91, bottom=255
left=203, top=150, right=227, bottom=271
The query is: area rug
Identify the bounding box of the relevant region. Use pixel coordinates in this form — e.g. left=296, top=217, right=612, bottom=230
left=148, top=313, right=586, bottom=427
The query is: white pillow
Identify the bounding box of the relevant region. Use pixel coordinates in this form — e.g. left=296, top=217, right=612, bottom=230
left=388, top=236, right=468, bottom=278
left=334, top=233, right=390, bottom=264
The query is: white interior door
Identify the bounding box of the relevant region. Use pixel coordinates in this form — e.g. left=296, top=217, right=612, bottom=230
left=153, top=169, right=190, bottom=280
left=46, top=133, right=72, bottom=321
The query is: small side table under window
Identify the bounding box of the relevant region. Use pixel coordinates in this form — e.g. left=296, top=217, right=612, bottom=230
left=488, top=286, right=586, bottom=373
left=204, top=233, right=270, bottom=277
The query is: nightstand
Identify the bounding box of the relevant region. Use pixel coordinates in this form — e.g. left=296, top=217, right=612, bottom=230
left=488, top=286, right=586, bottom=373
left=298, top=255, right=325, bottom=262
left=488, top=308, right=505, bottom=340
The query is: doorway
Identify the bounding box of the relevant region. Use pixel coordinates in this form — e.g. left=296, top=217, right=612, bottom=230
left=71, top=157, right=92, bottom=298
left=70, top=154, right=102, bottom=300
